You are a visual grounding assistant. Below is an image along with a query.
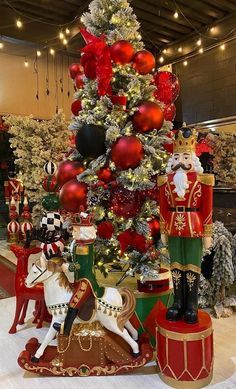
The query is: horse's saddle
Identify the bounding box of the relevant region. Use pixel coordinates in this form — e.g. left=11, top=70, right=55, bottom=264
left=77, top=295, right=95, bottom=322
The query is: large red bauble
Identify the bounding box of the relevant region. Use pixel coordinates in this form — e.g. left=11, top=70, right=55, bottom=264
left=75, top=74, right=84, bottom=89
left=56, top=160, right=85, bottom=187
left=132, top=101, right=164, bottom=133
left=110, top=186, right=142, bottom=218
left=71, top=100, right=82, bottom=116
left=69, top=63, right=82, bottom=79
left=154, top=71, right=180, bottom=104
left=59, top=179, right=87, bottom=213
left=110, top=40, right=135, bottom=65
left=84, top=60, right=97, bottom=79
left=148, top=218, right=160, bottom=238
left=97, top=167, right=113, bottom=183
left=163, top=103, right=176, bottom=121
left=111, top=136, right=144, bottom=170
left=133, top=50, right=155, bottom=75
left=97, top=221, right=114, bottom=239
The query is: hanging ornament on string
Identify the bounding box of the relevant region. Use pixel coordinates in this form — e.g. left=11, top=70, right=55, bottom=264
left=132, top=101, right=164, bottom=133
left=44, top=161, right=57, bottom=175
left=111, top=135, right=144, bottom=170
left=59, top=179, right=88, bottom=213
left=46, top=51, right=50, bottom=96
left=154, top=71, right=180, bottom=104
left=55, top=160, right=85, bottom=188
left=42, top=175, right=60, bottom=192
left=133, top=50, right=155, bottom=74
left=110, top=40, right=135, bottom=64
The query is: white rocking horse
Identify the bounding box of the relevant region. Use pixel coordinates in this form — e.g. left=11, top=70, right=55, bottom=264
left=25, top=255, right=139, bottom=362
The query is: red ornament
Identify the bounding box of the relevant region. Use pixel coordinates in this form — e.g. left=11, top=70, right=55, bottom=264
left=56, top=160, right=85, bottom=188
left=111, top=136, right=144, bottom=170
left=59, top=179, right=87, bottom=213
left=163, top=131, right=175, bottom=154
left=132, top=101, right=164, bottom=133
left=75, top=74, right=84, bottom=89
left=148, top=218, right=160, bottom=238
left=110, top=40, right=135, bottom=65
left=163, top=103, right=176, bottom=121
left=42, top=175, right=59, bottom=193
left=118, top=229, right=147, bottom=255
left=71, top=100, right=82, bottom=116
left=110, top=186, right=142, bottom=218
left=154, top=71, right=180, bottom=104
left=97, top=221, right=114, bottom=239
left=81, top=52, right=96, bottom=67
left=133, top=50, right=155, bottom=75
left=69, top=63, right=82, bottom=79
left=97, top=167, right=113, bottom=183
left=84, top=60, right=97, bottom=79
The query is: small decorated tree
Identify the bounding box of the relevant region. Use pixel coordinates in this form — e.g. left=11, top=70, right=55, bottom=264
left=5, top=112, right=70, bottom=224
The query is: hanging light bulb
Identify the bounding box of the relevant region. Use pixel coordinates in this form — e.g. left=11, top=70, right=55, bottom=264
left=199, top=47, right=203, bottom=54
left=174, top=11, right=179, bottom=19
left=210, top=26, right=215, bottom=33
left=197, top=38, right=202, bottom=46
left=63, top=38, right=68, bottom=45
left=59, top=31, right=64, bottom=40
left=178, top=46, right=182, bottom=53
left=183, top=60, right=188, bottom=66
left=220, top=44, right=225, bottom=50
left=163, top=49, right=167, bottom=54
left=36, top=50, right=41, bottom=57
left=24, top=58, right=29, bottom=67
left=65, top=28, right=70, bottom=35
left=50, top=48, right=55, bottom=55
left=16, top=19, right=23, bottom=28
left=0, top=42, right=3, bottom=49
left=159, top=56, right=164, bottom=63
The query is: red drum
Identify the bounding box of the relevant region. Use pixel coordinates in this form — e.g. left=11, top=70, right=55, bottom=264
left=137, top=268, right=170, bottom=293
left=156, top=306, right=213, bottom=388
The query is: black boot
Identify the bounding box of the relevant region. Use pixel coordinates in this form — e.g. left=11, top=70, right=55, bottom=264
left=184, top=271, right=200, bottom=324
left=53, top=307, right=78, bottom=336
left=166, top=269, right=185, bottom=321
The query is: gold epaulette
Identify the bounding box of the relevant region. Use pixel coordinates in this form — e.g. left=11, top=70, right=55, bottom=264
left=197, top=174, right=215, bottom=186
left=157, top=175, right=167, bottom=187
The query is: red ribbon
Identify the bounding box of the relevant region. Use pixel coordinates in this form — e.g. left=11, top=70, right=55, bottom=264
left=118, top=229, right=147, bottom=256
left=80, top=28, right=113, bottom=97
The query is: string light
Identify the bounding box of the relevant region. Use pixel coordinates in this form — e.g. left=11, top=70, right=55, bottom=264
left=197, top=38, right=202, bottom=46
left=163, top=49, right=167, bottom=54
left=59, top=32, right=64, bottom=40
left=220, top=44, right=225, bottom=50
left=63, top=38, right=68, bottom=45
left=173, top=11, right=179, bottom=19
left=24, top=58, right=29, bottom=67
left=65, top=28, right=70, bottom=34
left=199, top=47, right=203, bottom=54
left=49, top=48, right=55, bottom=55
left=36, top=50, right=41, bottom=57
left=183, top=60, right=188, bottom=66
left=0, top=42, right=3, bottom=49
left=159, top=56, right=164, bottom=63
left=178, top=47, right=182, bottom=53
left=210, top=27, right=215, bottom=33
left=16, top=19, right=23, bottom=28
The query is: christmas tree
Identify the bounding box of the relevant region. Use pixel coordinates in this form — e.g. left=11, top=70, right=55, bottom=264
left=59, top=0, right=178, bottom=279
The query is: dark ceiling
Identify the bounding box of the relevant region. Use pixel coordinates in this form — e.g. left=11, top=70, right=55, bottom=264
left=0, top=0, right=236, bottom=59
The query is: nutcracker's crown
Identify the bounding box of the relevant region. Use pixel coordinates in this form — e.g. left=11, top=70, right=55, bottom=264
left=173, top=127, right=197, bottom=153
left=78, top=211, right=94, bottom=227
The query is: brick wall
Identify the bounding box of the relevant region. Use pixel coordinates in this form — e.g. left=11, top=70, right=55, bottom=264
left=174, top=39, right=236, bottom=124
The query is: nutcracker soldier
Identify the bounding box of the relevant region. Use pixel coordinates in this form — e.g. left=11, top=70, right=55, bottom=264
left=53, top=212, right=104, bottom=335
left=4, top=170, right=24, bottom=215
left=158, top=127, right=214, bottom=324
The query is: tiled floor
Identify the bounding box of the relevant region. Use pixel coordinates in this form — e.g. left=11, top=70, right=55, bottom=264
left=0, top=297, right=235, bottom=389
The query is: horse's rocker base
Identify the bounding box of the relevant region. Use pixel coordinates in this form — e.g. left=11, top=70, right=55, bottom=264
left=18, top=324, right=153, bottom=376
left=156, top=304, right=214, bottom=389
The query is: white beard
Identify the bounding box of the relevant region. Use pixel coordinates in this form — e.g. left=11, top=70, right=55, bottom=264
left=173, top=169, right=189, bottom=198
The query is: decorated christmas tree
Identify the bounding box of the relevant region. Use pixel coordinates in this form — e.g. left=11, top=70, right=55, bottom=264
left=58, top=0, right=179, bottom=279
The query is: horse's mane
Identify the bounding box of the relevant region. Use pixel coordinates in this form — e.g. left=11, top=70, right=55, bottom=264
left=47, top=259, right=73, bottom=293
left=57, top=272, right=73, bottom=293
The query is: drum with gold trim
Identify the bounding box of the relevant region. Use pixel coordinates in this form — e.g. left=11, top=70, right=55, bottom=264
left=156, top=306, right=214, bottom=389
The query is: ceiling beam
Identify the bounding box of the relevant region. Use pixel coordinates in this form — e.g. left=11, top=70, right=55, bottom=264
left=2, top=3, right=64, bottom=23
left=12, top=0, right=75, bottom=19
left=176, top=0, right=225, bottom=20
left=203, top=0, right=236, bottom=12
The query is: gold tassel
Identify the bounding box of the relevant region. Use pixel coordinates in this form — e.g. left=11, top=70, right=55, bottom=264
left=54, top=310, right=57, bottom=316
left=59, top=308, right=62, bottom=314
left=97, top=304, right=101, bottom=311
left=114, top=311, right=117, bottom=318
left=103, top=308, right=107, bottom=314
left=109, top=309, right=112, bottom=316
left=65, top=307, right=68, bottom=314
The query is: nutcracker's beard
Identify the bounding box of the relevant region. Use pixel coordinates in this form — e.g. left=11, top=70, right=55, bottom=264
left=173, top=169, right=189, bottom=198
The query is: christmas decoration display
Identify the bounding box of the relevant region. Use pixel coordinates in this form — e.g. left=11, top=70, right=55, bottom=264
left=42, top=175, right=59, bottom=192
left=158, top=127, right=214, bottom=324
left=19, top=211, right=153, bottom=375
left=69, top=63, right=83, bottom=79
left=56, top=160, right=85, bottom=188
left=154, top=71, right=180, bottom=105
left=59, top=179, right=88, bottom=213
left=62, top=0, right=177, bottom=279
left=42, top=193, right=60, bottom=211
left=74, top=73, right=84, bottom=89
left=7, top=198, right=20, bottom=243
left=75, top=123, right=106, bottom=158
left=71, top=100, right=82, bottom=116
left=4, top=172, right=24, bottom=215
left=206, top=131, right=236, bottom=187
left=20, top=196, right=33, bottom=238
left=163, top=103, right=176, bottom=122
left=4, top=112, right=70, bottom=224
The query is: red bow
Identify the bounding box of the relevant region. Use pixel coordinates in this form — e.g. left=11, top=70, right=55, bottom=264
left=80, top=28, right=113, bottom=97
left=118, top=229, right=147, bottom=256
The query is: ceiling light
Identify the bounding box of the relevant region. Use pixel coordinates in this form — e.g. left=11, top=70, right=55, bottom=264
left=178, top=47, right=182, bottom=53
left=199, top=47, right=203, bottom=54
left=36, top=50, right=41, bottom=57
left=210, top=27, right=215, bottom=32
left=197, top=38, right=202, bottom=46
left=163, top=49, right=167, bottom=54
left=24, top=59, right=29, bottom=67
left=159, top=56, right=164, bottom=63
left=210, top=127, right=216, bottom=132
left=65, top=28, right=70, bottom=35
left=183, top=60, right=188, bottom=66
left=220, top=44, right=225, bottom=50
left=0, top=42, right=3, bottom=49
left=16, top=19, right=23, bottom=28
left=63, top=38, right=68, bottom=45
left=59, top=32, right=64, bottom=40
left=50, top=48, right=55, bottom=55
left=174, top=11, right=179, bottom=19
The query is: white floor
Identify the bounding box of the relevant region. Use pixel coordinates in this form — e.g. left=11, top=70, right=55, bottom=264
left=0, top=297, right=236, bottom=389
